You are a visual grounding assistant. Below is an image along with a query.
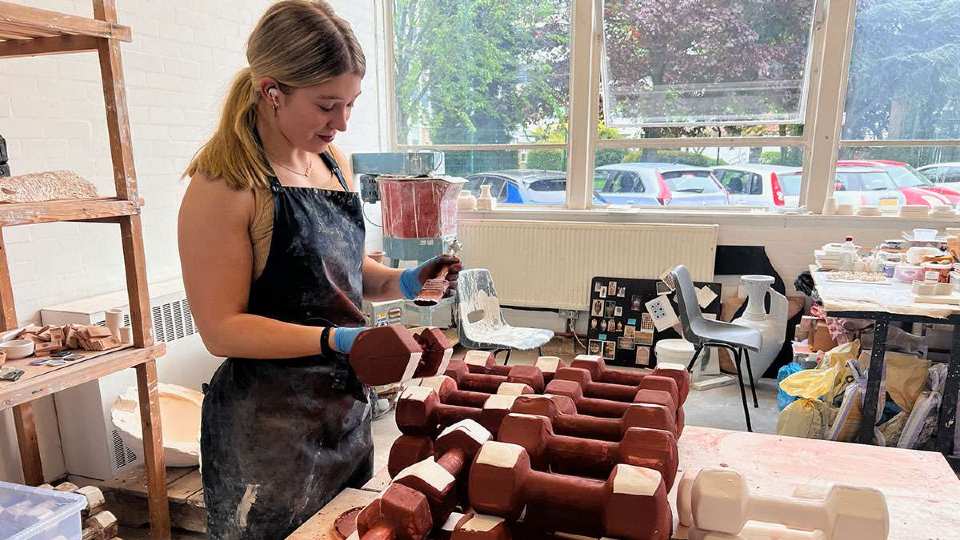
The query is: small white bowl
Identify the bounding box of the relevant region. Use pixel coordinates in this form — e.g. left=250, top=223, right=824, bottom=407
left=0, top=339, right=35, bottom=360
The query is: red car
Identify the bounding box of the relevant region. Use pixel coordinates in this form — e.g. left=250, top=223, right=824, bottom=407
left=838, top=160, right=960, bottom=205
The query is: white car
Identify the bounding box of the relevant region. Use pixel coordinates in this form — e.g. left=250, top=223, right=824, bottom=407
left=712, top=165, right=802, bottom=208
left=918, top=162, right=960, bottom=191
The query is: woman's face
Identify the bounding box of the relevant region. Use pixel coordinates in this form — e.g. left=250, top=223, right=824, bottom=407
left=271, top=73, right=362, bottom=153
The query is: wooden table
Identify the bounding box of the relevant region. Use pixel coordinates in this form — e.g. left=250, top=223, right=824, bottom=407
left=289, top=426, right=960, bottom=540
left=811, top=267, right=960, bottom=458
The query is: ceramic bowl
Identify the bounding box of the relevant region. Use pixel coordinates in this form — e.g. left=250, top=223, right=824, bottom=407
left=0, top=339, right=35, bottom=360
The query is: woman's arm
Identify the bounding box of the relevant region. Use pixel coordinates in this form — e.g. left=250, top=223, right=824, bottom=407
left=362, top=257, right=406, bottom=300
left=178, top=174, right=329, bottom=359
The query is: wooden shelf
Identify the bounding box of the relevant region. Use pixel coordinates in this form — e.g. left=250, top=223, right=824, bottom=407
left=0, top=1, right=131, bottom=58
left=0, top=343, right=165, bottom=409
left=0, top=197, right=139, bottom=227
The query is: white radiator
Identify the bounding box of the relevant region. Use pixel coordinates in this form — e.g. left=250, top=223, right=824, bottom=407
left=459, top=220, right=718, bottom=310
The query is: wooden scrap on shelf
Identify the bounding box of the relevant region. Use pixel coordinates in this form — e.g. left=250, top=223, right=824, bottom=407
left=0, top=170, right=99, bottom=204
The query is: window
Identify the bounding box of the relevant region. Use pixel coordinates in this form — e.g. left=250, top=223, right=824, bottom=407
left=600, top=0, right=817, bottom=126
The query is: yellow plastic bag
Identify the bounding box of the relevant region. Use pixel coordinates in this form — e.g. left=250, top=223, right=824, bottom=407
left=777, top=398, right=831, bottom=439
left=779, top=341, right=860, bottom=401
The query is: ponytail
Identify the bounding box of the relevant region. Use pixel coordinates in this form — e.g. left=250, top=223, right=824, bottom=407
left=184, top=67, right=272, bottom=190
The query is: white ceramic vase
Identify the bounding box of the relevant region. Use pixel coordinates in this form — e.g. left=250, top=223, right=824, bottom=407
left=732, top=275, right=788, bottom=378
left=477, top=184, right=497, bottom=211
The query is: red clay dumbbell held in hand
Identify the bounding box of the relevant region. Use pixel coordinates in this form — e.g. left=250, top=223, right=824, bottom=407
left=571, top=354, right=690, bottom=404
left=392, top=419, right=492, bottom=521
left=510, top=393, right=678, bottom=440
left=445, top=360, right=545, bottom=393
left=412, top=328, right=453, bottom=378
left=497, top=412, right=679, bottom=489
left=468, top=441, right=672, bottom=540
left=354, top=483, right=432, bottom=540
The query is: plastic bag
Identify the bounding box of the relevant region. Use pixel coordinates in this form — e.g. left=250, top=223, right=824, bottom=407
left=776, top=362, right=805, bottom=411
left=777, top=398, right=831, bottom=439
left=779, top=341, right=859, bottom=401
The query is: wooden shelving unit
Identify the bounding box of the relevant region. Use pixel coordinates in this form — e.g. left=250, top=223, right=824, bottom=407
left=0, top=1, right=170, bottom=538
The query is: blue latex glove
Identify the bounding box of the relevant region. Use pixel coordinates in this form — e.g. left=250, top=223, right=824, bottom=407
left=332, top=326, right=367, bottom=354
left=399, top=255, right=462, bottom=300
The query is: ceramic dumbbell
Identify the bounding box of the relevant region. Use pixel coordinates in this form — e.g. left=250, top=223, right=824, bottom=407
left=497, top=412, right=678, bottom=489
left=397, top=387, right=547, bottom=436
left=388, top=435, right=435, bottom=478
left=553, top=366, right=681, bottom=408
left=354, top=483, right=433, bottom=540
left=464, top=351, right=561, bottom=383
left=349, top=325, right=424, bottom=386
left=688, top=523, right=826, bottom=540
left=445, top=360, right=545, bottom=393
left=393, top=420, right=492, bottom=521
left=412, top=328, right=454, bottom=378
left=510, top=393, right=677, bottom=440
left=688, top=468, right=889, bottom=540
left=545, top=379, right=683, bottom=434
left=468, top=441, right=671, bottom=540
left=419, top=375, right=532, bottom=409
left=438, top=513, right=512, bottom=540
left=571, top=354, right=690, bottom=404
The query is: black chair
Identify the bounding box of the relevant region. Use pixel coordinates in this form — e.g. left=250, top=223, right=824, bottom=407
left=671, top=265, right=761, bottom=431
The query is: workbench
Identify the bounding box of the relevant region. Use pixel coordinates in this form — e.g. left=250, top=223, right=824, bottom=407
left=288, top=426, right=960, bottom=539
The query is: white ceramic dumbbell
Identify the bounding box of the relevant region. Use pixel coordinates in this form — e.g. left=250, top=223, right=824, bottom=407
left=687, top=468, right=888, bottom=540
left=688, top=523, right=826, bottom=540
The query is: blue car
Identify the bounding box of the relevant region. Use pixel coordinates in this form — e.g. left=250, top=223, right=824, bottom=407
left=464, top=170, right=568, bottom=205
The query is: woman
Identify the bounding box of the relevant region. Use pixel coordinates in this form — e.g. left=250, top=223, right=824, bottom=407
left=177, top=2, right=459, bottom=537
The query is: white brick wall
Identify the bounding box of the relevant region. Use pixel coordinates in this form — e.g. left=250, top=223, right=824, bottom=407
left=0, top=0, right=385, bottom=483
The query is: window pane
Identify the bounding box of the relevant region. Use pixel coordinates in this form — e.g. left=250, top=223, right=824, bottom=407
left=457, top=150, right=568, bottom=205
left=594, top=145, right=804, bottom=208
left=837, top=146, right=960, bottom=209
left=843, top=0, right=960, bottom=140
left=601, top=0, right=816, bottom=126
left=393, top=1, right=571, bottom=145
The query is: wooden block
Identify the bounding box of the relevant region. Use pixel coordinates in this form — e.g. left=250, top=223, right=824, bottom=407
left=75, top=485, right=107, bottom=519
left=82, top=510, right=118, bottom=540
left=86, top=325, right=114, bottom=338
left=55, top=482, right=81, bottom=492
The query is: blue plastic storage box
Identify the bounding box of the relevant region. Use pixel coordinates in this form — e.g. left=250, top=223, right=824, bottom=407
left=0, top=480, right=86, bottom=540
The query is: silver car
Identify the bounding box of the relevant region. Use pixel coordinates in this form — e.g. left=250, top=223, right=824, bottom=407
left=594, top=163, right=729, bottom=207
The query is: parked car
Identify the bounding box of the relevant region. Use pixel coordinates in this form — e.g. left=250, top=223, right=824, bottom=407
left=463, top=169, right=568, bottom=205
left=838, top=160, right=959, bottom=205
left=833, top=162, right=951, bottom=208
left=594, top=163, right=729, bottom=207
left=918, top=162, right=960, bottom=192
left=712, top=165, right=801, bottom=208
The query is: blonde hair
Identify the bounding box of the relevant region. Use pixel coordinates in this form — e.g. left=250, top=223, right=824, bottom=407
left=185, top=0, right=365, bottom=190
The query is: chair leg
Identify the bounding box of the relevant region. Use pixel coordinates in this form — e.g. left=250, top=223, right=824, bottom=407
left=743, top=349, right=759, bottom=408
left=686, top=345, right=704, bottom=373
left=733, top=349, right=753, bottom=432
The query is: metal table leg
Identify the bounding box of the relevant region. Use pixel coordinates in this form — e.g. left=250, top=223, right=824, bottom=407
left=936, top=324, right=960, bottom=455
left=857, top=318, right=888, bottom=445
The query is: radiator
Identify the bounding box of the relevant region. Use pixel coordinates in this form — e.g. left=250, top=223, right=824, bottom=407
left=458, top=220, right=718, bottom=310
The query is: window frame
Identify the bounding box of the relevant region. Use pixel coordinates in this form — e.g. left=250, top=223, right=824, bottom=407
left=383, top=0, right=960, bottom=217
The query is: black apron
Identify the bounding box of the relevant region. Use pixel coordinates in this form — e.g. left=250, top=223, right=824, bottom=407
left=200, top=153, right=374, bottom=539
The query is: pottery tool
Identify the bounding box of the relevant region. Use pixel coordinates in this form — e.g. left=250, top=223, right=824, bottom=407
left=393, top=419, right=491, bottom=522
left=412, top=240, right=462, bottom=307
left=545, top=377, right=681, bottom=433
left=510, top=394, right=676, bottom=442
left=444, top=359, right=545, bottom=393
left=682, top=468, right=888, bottom=540
left=463, top=351, right=561, bottom=383
left=468, top=441, right=672, bottom=539
left=571, top=354, right=690, bottom=403
left=497, top=412, right=678, bottom=489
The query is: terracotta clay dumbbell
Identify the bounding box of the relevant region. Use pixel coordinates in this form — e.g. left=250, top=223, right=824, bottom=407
left=419, top=375, right=533, bottom=409
left=463, top=351, right=562, bottom=383
left=396, top=387, right=529, bottom=436
left=686, top=468, right=889, bottom=540
left=355, top=483, right=433, bottom=540
left=571, top=354, right=690, bottom=404
left=393, top=419, right=492, bottom=521
left=545, top=379, right=683, bottom=434
left=439, top=513, right=512, bottom=540
left=468, top=441, right=671, bottom=539
left=388, top=435, right=435, bottom=478
left=511, top=393, right=677, bottom=440
left=553, top=366, right=680, bottom=407
left=497, top=412, right=678, bottom=489
left=412, top=328, right=454, bottom=378
left=445, top=360, right=545, bottom=393
left=350, top=325, right=424, bottom=386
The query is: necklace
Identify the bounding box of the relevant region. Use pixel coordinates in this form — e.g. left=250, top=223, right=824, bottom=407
left=270, top=155, right=313, bottom=178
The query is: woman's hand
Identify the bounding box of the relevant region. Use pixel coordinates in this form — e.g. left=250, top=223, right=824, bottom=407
left=400, top=255, right=463, bottom=299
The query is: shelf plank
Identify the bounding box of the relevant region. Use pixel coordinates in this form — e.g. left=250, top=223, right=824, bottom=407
left=0, top=197, right=138, bottom=226
left=0, top=343, right=165, bottom=410
left=0, top=1, right=130, bottom=42
left=0, top=34, right=99, bottom=58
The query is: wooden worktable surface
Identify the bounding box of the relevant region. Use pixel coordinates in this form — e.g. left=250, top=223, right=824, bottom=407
left=288, top=425, right=960, bottom=540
